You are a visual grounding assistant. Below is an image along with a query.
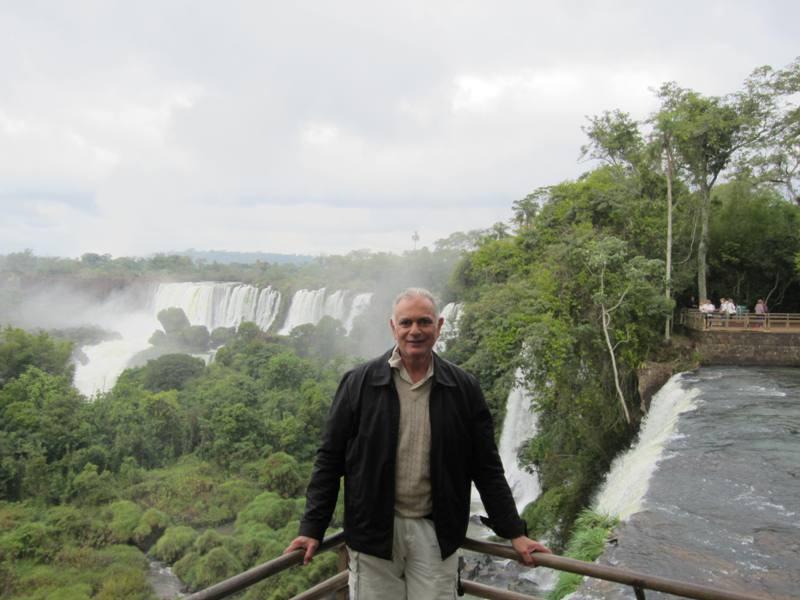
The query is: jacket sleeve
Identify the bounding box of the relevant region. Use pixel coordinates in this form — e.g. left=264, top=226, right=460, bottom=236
left=468, top=375, right=527, bottom=540
left=298, top=370, right=357, bottom=541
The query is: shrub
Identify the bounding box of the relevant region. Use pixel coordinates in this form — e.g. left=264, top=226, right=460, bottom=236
left=68, top=464, right=117, bottom=507
left=191, top=547, right=243, bottom=590
left=194, top=529, right=226, bottom=555
left=106, top=500, right=143, bottom=543
left=0, top=522, right=58, bottom=561
left=236, top=492, right=302, bottom=530
left=151, top=526, right=198, bottom=563
left=547, top=509, right=618, bottom=600
left=173, top=549, right=200, bottom=584
left=261, top=452, right=304, bottom=498
left=95, top=568, right=155, bottom=600
left=132, top=508, right=170, bottom=550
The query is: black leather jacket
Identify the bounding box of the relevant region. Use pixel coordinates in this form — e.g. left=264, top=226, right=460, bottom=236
left=298, top=350, right=526, bottom=559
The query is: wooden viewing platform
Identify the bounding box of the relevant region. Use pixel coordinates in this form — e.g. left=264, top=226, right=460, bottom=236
left=681, top=308, right=800, bottom=332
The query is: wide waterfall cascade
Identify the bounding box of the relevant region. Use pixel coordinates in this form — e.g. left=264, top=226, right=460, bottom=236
left=575, top=367, right=800, bottom=599
left=435, top=302, right=463, bottom=353
left=152, top=282, right=281, bottom=331
left=73, top=281, right=281, bottom=396
left=279, top=288, right=372, bottom=335
left=593, top=373, right=699, bottom=520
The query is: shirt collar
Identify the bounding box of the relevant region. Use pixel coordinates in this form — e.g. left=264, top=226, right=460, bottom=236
left=389, top=345, right=434, bottom=386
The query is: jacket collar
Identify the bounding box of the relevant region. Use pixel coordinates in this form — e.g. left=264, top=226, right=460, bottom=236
left=367, top=348, right=457, bottom=388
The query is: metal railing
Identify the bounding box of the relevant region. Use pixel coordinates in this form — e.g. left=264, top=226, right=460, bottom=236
left=184, top=532, right=770, bottom=600
left=681, top=308, right=800, bottom=332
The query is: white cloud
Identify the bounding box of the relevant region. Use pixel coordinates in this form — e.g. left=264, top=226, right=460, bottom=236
left=0, top=0, right=797, bottom=257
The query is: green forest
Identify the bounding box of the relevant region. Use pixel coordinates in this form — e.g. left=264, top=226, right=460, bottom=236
left=1, top=58, right=798, bottom=600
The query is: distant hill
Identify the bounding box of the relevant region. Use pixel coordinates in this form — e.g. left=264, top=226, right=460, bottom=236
left=170, top=249, right=315, bottom=265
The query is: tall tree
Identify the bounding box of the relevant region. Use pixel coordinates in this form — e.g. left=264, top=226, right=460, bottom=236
left=657, top=83, right=745, bottom=302
left=734, top=58, right=800, bottom=205
left=650, top=97, right=682, bottom=341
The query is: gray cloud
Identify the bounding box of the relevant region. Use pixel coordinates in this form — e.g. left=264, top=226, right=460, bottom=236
left=0, top=1, right=797, bottom=257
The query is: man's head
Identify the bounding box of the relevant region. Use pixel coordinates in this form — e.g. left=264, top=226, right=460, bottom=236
left=390, top=288, right=444, bottom=363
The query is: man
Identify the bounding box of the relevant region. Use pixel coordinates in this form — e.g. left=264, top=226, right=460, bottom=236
left=284, top=288, right=549, bottom=599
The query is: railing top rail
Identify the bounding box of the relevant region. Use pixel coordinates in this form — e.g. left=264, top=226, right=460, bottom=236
left=462, top=538, right=769, bottom=600
left=185, top=531, right=770, bottom=600
left=183, top=531, right=345, bottom=600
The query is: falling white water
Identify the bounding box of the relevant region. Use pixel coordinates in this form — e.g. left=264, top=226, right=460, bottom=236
left=74, top=282, right=282, bottom=396
left=435, top=302, right=463, bottom=353
left=323, top=290, right=349, bottom=322
left=279, top=289, right=328, bottom=334
left=73, top=310, right=156, bottom=398
left=498, top=370, right=542, bottom=513
left=279, top=289, right=373, bottom=335
left=593, top=374, right=699, bottom=520
left=472, top=368, right=541, bottom=516
left=344, top=293, right=373, bottom=333
left=152, top=282, right=281, bottom=331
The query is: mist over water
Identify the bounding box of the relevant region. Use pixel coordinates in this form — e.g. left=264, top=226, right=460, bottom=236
left=67, top=283, right=376, bottom=395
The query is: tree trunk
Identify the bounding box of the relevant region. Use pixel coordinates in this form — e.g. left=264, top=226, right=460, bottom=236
left=601, top=307, right=631, bottom=424
left=664, top=145, right=674, bottom=342
left=697, top=181, right=711, bottom=302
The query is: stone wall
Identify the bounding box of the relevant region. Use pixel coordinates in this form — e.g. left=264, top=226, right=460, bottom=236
left=687, top=329, right=800, bottom=367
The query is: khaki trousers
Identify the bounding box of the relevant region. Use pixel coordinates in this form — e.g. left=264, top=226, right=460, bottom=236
left=347, top=516, right=458, bottom=599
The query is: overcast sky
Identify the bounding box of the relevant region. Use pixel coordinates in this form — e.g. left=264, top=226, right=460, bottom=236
left=1, top=2, right=797, bottom=258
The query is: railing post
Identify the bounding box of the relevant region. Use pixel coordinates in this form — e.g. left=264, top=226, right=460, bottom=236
left=336, top=545, right=349, bottom=600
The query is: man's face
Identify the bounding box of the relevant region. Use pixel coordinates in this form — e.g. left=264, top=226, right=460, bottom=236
left=390, top=295, right=444, bottom=362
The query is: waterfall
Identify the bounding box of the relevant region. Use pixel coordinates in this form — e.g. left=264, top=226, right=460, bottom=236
left=323, top=290, right=348, bottom=322
left=344, top=293, right=373, bottom=333
left=279, top=289, right=328, bottom=334
left=435, top=302, right=463, bottom=353
left=279, top=288, right=373, bottom=335
left=471, top=368, right=541, bottom=516
left=152, top=282, right=281, bottom=331
left=498, top=369, right=542, bottom=513
left=74, top=281, right=281, bottom=396
left=72, top=311, right=157, bottom=397
left=593, top=374, right=699, bottom=520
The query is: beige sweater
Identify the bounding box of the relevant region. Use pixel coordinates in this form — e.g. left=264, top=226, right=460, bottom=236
left=388, top=347, right=433, bottom=517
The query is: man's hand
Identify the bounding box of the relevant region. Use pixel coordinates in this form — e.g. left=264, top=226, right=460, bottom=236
left=283, top=536, right=320, bottom=565
left=511, top=535, right=551, bottom=566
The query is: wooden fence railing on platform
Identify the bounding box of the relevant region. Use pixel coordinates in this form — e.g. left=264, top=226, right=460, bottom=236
left=183, top=531, right=770, bottom=600
left=681, top=308, right=800, bottom=331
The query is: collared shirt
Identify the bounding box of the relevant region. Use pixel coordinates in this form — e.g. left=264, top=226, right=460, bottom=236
left=388, top=346, right=433, bottom=517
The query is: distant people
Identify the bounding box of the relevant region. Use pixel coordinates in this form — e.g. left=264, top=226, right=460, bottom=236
left=755, top=299, right=767, bottom=327
left=720, top=298, right=736, bottom=324
left=699, top=299, right=716, bottom=328
left=699, top=299, right=716, bottom=313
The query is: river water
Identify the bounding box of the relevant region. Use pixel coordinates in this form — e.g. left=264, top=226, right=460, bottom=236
left=573, top=367, right=800, bottom=600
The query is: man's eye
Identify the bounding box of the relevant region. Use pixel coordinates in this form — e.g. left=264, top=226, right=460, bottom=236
left=399, top=320, right=412, bottom=326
